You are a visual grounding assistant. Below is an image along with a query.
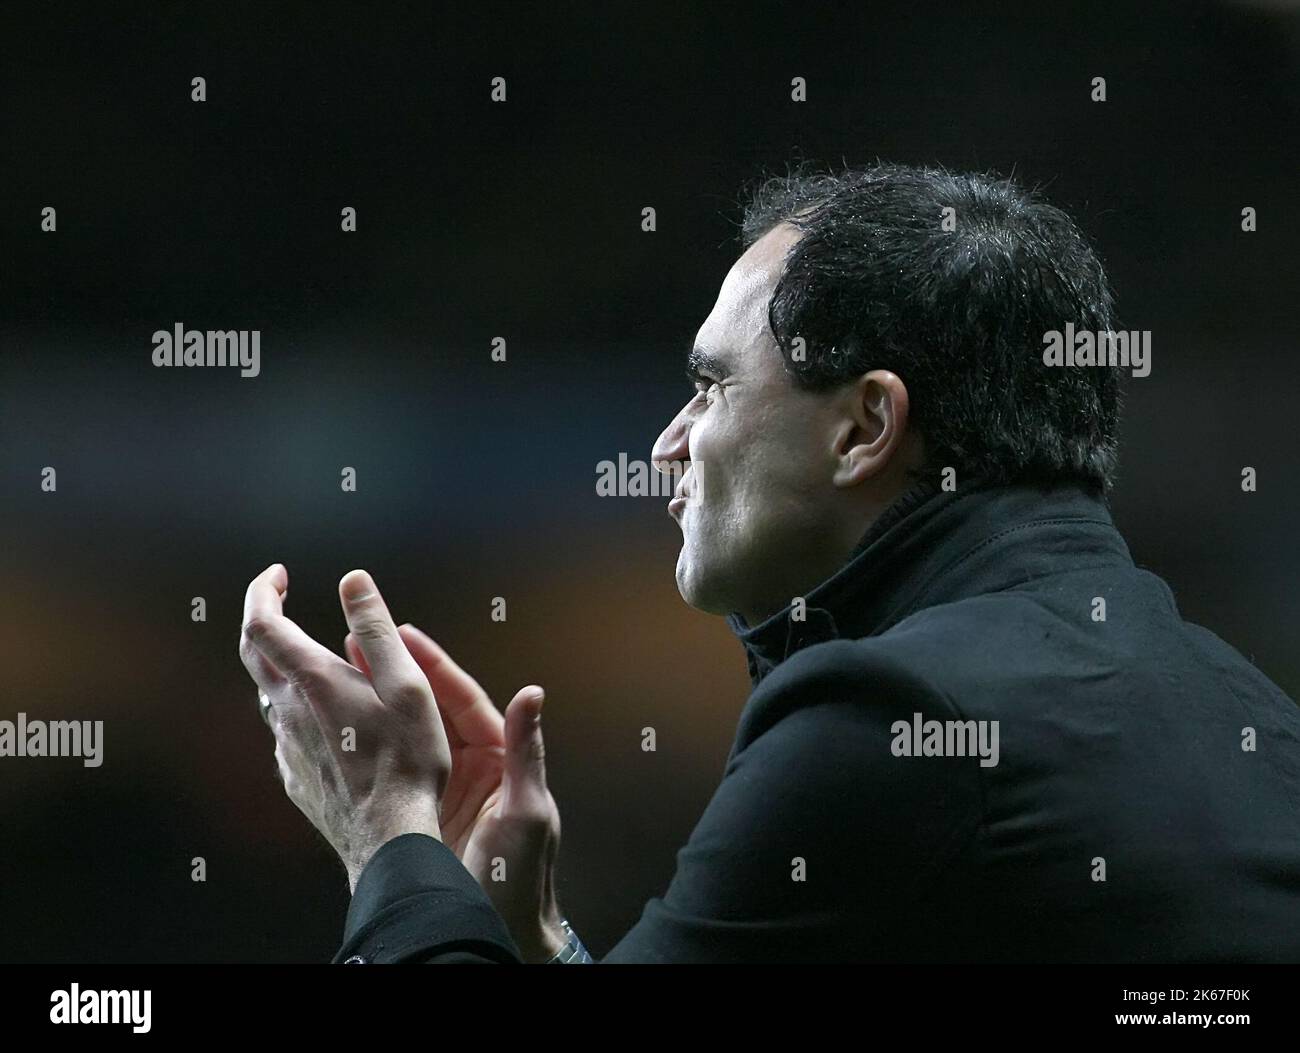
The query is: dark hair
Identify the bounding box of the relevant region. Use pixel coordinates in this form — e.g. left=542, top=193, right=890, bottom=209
left=740, top=162, right=1122, bottom=491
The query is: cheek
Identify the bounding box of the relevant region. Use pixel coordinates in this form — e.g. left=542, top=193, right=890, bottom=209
left=689, top=407, right=746, bottom=500
left=715, top=415, right=826, bottom=528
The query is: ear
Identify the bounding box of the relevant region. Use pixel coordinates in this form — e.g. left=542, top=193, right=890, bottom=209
left=830, top=370, right=910, bottom=488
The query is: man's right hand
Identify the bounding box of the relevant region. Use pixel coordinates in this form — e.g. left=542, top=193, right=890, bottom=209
left=344, top=623, right=568, bottom=963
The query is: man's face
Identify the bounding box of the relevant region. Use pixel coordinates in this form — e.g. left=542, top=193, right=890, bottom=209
left=651, top=223, right=853, bottom=624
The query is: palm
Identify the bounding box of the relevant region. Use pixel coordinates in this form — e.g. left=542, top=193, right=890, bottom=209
left=439, top=740, right=506, bottom=865
left=353, top=624, right=562, bottom=960
left=358, top=626, right=558, bottom=885
left=442, top=738, right=561, bottom=890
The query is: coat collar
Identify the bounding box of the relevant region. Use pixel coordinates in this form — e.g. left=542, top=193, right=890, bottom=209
left=725, top=479, right=1129, bottom=687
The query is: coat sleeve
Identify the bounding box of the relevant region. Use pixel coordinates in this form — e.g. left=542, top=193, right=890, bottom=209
left=332, top=833, right=522, bottom=964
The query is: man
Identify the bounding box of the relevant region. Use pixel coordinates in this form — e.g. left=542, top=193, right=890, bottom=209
left=239, top=163, right=1300, bottom=963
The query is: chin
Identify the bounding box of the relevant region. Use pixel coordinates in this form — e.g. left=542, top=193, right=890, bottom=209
left=675, top=549, right=736, bottom=616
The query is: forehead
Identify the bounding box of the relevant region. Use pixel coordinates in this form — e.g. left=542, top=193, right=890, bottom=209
left=694, top=223, right=802, bottom=369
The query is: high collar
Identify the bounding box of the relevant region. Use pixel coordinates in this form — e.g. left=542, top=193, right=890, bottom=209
left=726, top=479, right=1131, bottom=688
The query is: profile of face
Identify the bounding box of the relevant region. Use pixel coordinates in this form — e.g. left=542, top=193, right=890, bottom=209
left=651, top=223, right=916, bottom=625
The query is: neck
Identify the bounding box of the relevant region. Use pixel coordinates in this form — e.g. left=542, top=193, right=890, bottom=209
left=734, top=482, right=924, bottom=626
left=726, top=478, right=1122, bottom=688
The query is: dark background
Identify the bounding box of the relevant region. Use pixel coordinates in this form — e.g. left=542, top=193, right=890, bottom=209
left=0, top=0, right=1296, bottom=961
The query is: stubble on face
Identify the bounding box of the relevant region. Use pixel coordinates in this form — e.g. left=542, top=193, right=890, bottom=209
left=672, top=224, right=847, bottom=624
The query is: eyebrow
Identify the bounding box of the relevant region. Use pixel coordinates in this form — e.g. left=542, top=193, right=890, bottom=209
left=686, top=345, right=730, bottom=384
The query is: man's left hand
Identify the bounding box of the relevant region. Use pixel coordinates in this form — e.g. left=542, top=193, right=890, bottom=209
left=238, top=564, right=452, bottom=892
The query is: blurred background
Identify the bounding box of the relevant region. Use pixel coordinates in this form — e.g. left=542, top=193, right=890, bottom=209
left=0, top=0, right=1296, bottom=961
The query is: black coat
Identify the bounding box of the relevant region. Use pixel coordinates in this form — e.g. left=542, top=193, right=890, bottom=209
left=334, top=481, right=1300, bottom=963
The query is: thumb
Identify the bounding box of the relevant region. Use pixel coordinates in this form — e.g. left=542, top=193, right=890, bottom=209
left=501, top=686, right=549, bottom=816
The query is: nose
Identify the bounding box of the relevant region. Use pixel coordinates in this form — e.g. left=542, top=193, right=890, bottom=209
left=651, top=399, right=692, bottom=472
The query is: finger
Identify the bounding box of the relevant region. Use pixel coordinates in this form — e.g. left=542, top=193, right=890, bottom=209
left=337, top=570, right=426, bottom=708
left=243, top=610, right=339, bottom=689
left=240, top=564, right=290, bottom=688
left=398, top=624, right=504, bottom=747
left=243, top=563, right=288, bottom=626
left=344, top=633, right=372, bottom=678
left=500, top=686, right=549, bottom=815
left=240, top=638, right=284, bottom=692
left=386, top=628, right=465, bottom=749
